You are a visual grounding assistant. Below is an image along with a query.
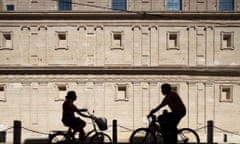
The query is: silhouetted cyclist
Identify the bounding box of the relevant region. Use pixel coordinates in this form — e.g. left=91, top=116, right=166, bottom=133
left=148, top=83, right=186, bottom=144
left=61, top=91, right=90, bottom=140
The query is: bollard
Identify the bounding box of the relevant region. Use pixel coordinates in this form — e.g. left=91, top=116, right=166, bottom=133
left=224, top=134, right=227, bottom=142
left=13, top=120, right=21, bottom=144
left=207, top=120, right=214, bottom=144
left=112, top=120, right=117, bottom=144
left=0, top=131, right=6, bottom=143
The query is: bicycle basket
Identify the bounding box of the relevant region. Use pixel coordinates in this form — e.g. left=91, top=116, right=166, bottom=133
left=95, top=117, right=107, bottom=131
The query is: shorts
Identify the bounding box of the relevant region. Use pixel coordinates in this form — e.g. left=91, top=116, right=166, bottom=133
left=62, top=115, right=86, bottom=130
left=158, top=111, right=186, bottom=128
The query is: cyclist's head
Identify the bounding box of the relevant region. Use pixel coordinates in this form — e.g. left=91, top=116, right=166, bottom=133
left=66, top=91, right=77, bottom=101
left=161, top=83, right=172, bottom=95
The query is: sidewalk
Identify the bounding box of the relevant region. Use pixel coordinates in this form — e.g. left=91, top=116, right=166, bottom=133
left=6, top=131, right=240, bottom=144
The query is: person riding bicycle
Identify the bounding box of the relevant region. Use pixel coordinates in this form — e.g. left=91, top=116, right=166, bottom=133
left=61, top=91, right=90, bottom=140
left=147, top=83, right=186, bottom=144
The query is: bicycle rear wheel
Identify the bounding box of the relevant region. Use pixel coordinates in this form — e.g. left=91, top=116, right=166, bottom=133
left=129, top=128, right=157, bottom=144
left=89, top=132, right=111, bottom=144
left=177, top=128, right=200, bottom=144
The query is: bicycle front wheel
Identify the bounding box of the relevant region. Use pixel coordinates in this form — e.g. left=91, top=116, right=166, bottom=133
left=129, top=128, right=157, bottom=144
left=177, top=128, right=200, bottom=144
left=89, top=132, right=112, bottom=144
left=49, top=133, right=69, bottom=144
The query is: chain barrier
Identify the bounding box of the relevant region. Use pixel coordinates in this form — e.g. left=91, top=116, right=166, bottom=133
left=111, top=122, right=240, bottom=137
left=22, top=127, right=49, bottom=136
left=0, top=125, right=49, bottom=136
left=214, top=125, right=240, bottom=137
left=193, top=124, right=240, bottom=137
left=107, top=124, right=133, bottom=132
left=194, top=125, right=207, bottom=132
left=2, top=121, right=240, bottom=143
left=192, top=124, right=240, bottom=136
left=118, top=125, right=133, bottom=132
left=1, top=126, right=13, bottom=132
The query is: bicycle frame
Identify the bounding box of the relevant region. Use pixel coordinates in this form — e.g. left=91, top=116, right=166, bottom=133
left=84, top=111, right=100, bottom=138
left=50, top=110, right=112, bottom=144
left=147, top=115, right=161, bottom=134
left=130, top=114, right=200, bottom=144
left=52, top=111, right=101, bottom=141
left=147, top=114, right=200, bottom=144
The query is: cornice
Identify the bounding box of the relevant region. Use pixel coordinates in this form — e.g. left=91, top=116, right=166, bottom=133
left=0, top=66, right=239, bottom=76
left=0, top=12, right=240, bottom=20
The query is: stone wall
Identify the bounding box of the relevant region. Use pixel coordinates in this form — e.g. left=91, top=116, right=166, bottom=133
left=1, top=0, right=240, bottom=12
left=0, top=22, right=239, bottom=66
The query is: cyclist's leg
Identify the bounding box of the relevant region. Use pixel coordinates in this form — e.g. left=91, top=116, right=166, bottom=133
left=158, top=113, right=177, bottom=144
left=158, top=113, right=171, bottom=143
left=74, top=117, right=86, bottom=141
left=170, top=111, right=186, bottom=144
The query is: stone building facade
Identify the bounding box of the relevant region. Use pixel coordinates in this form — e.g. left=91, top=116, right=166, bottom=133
left=0, top=0, right=240, bottom=143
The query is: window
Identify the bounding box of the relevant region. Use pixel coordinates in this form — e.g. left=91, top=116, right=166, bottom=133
left=220, top=85, right=233, bottom=102
left=221, top=32, right=234, bottom=50
left=167, top=0, right=182, bottom=11
left=1, top=32, right=13, bottom=49
left=115, top=84, right=128, bottom=101
left=56, top=32, right=68, bottom=50
left=6, top=4, right=15, bottom=11
left=113, top=33, right=122, bottom=47
left=112, top=0, right=126, bottom=11
left=31, top=0, right=39, bottom=3
left=58, top=0, right=72, bottom=11
left=56, top=85, right=67, bottom=101
left=219, top=0, right=234, bottom=11
left=111, top=32, right=124, bottom=49
left=0, top=85, right=6, bottom=102
left=171, top=84, right=180, bottom=94
left=167, top=32, right=180, bottom=50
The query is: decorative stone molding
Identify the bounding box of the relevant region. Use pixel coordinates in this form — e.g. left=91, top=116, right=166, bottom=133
left=94, top=25, right=104, bottom=31
left=187, top=25, right=197, bottom=31
left=38, top=25, right=47, bottom=31
left=132, top=25, right=141, bottom=31
left=204, top=25, right=214, bottom=31
left=148, top=25, right=158, bottom=31
left=20, top=25, right=31, bottom=31
left=77, top=25, right=87, bottom=31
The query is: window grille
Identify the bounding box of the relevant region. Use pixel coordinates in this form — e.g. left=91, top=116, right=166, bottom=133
left=219, top=0, right=234, bottom=11
left=167, top=0, right=182, bottom=11
left=112, top=0, right=126, bottom=11
left=58, top=0, right=72, bottom=11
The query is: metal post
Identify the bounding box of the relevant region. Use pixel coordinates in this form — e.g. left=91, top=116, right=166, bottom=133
left=13, top=120, right=21, bottom=144
left=207, top=120, right=213, bottom=144
left=224, top=134, right=227, bottom=142
left=113, top=120, right=117, bottom=144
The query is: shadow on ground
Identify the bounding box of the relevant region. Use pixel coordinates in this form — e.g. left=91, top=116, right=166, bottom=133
left=24, top=138, right=49, bottom=144
left=23, top=138, right=128, bottom=144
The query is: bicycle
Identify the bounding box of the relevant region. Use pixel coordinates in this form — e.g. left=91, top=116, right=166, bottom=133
left=49, top=110, right=111, bottom=144
left=129, top=113, right=200, bottom=144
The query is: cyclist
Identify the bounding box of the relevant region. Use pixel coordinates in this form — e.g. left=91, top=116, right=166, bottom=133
left=148, top=83, right=186, bottom=144
left=61, top=91, right=90, bottom=140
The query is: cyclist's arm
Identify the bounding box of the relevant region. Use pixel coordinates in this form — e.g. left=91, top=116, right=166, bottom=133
left=149, top=97, right=168, bottom=115
left=77, top=111, right=90, bottom=118
left=72, top=104, right=90, bottom=118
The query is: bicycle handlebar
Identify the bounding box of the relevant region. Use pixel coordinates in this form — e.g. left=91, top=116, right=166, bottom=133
left=146, top=114, right=157, bottom=125
left=82, top=109, right=97, bottom=120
